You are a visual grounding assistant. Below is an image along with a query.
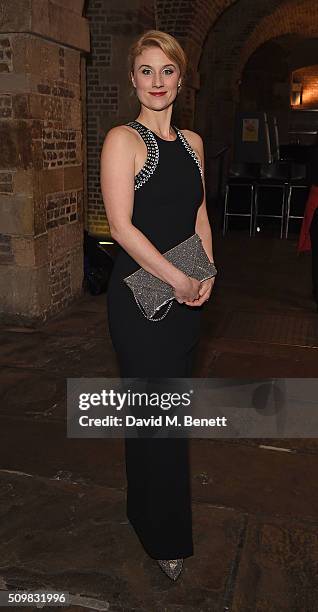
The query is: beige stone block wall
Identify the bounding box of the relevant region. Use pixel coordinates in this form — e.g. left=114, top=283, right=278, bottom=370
left=0, top=0, right=89, bottom=324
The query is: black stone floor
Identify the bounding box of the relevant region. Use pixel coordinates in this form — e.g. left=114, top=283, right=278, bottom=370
left=1, top=220, right=318, bottom=611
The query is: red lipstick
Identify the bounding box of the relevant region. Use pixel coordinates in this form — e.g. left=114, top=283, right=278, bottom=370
left=149, top=92, right=166, bottom=96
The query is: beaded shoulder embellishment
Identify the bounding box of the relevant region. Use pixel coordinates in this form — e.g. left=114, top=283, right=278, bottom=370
left=174, top=128, right=203, bottom=179
left=126, top=120, right=203, bottom=190
left=126, top=121, right=159, bottom=191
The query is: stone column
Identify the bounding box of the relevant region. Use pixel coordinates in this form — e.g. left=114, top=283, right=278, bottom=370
left=0, top=0, right=90, bottom=324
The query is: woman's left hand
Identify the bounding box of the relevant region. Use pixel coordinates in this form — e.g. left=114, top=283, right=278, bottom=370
left=183, top=277, right=215, bottom=307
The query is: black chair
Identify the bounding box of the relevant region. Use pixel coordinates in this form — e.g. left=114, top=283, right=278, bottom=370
left=223, top=162, right=259, bottom=236
left=253, top=161, right=289, bottom=239
left=284, top=162, right=310, bottom=239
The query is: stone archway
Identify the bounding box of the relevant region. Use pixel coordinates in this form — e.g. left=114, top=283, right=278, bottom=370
left=237, top=0, right=318, bottom=89
left=195, top=0, right=318, bottom=197
left=238, top=34, right=318, bottom=137
left=238, top=38, right=291, bottom=114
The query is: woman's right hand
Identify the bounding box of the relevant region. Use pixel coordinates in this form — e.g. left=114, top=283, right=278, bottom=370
left=172, top=273, right=201, bottom=303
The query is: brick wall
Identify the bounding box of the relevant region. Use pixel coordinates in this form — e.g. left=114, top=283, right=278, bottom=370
left=0, top=234, right=14, bottom=265
left=239, top=0, right=318, bottom=83
left=0, top=34, right=84, bottom=321
left=292, top=65, right=318, bottom=109
left=0, top=0, right=89, bottom=324
left=85, top=0, right=154, bottom=237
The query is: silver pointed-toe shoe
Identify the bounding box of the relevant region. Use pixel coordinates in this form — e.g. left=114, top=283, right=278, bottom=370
left=157, top=558, right=184, bottom=581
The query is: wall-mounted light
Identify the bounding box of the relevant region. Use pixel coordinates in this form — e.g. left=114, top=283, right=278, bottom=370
left=291, top=79, right=303, bottom=106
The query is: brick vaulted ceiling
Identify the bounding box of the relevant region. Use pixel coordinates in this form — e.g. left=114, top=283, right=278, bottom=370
left=147, top=0, right=314, bottom=81
left=194, top=0, right=318, bottom=152
left=238, top=0, right=318, bottom=86
left=82, top=0, right=318, bottom=112
left=153, top=0, right=318, bottom=91
left=83, top=0, right=318, bottom=97
left=155, top=0, right=237, bottom=39
left=84, top=0, right=318, bottom=118
left=154, top=0, right=317, bottom=64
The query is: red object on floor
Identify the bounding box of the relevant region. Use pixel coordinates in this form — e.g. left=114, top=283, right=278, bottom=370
left=297, top=184, right=318, bottom=253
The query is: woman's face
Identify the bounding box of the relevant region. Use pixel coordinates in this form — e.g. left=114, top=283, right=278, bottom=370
left=131, top=46, right=180, bottom=110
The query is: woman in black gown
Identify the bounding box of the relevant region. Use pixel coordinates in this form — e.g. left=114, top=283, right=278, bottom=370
left=100, top=30, right=215, bottom=580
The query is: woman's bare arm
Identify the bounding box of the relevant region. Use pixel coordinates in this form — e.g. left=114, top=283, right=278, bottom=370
left=181, top=130, right=216, bottom=306
left=100, top=126, right=199, bottom=298
left=189, top=132, right=214, bottom=263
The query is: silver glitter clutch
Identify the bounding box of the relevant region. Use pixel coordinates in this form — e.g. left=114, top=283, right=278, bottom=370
left=123, top=232, right=217, bottom=322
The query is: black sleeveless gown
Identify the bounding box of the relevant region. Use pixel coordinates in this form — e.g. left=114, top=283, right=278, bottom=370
left=106, top=119, right=204, bottom=559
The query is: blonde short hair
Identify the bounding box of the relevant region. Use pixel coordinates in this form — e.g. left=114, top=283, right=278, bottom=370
left=128, top=30, right=187, bottom=95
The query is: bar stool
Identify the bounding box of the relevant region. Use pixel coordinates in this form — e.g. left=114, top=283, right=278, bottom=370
left=223, top=162, right=259, bottom=236
left=284, top=163, right=310, bottom=239
left=253, top=161, right=289, bottom=239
